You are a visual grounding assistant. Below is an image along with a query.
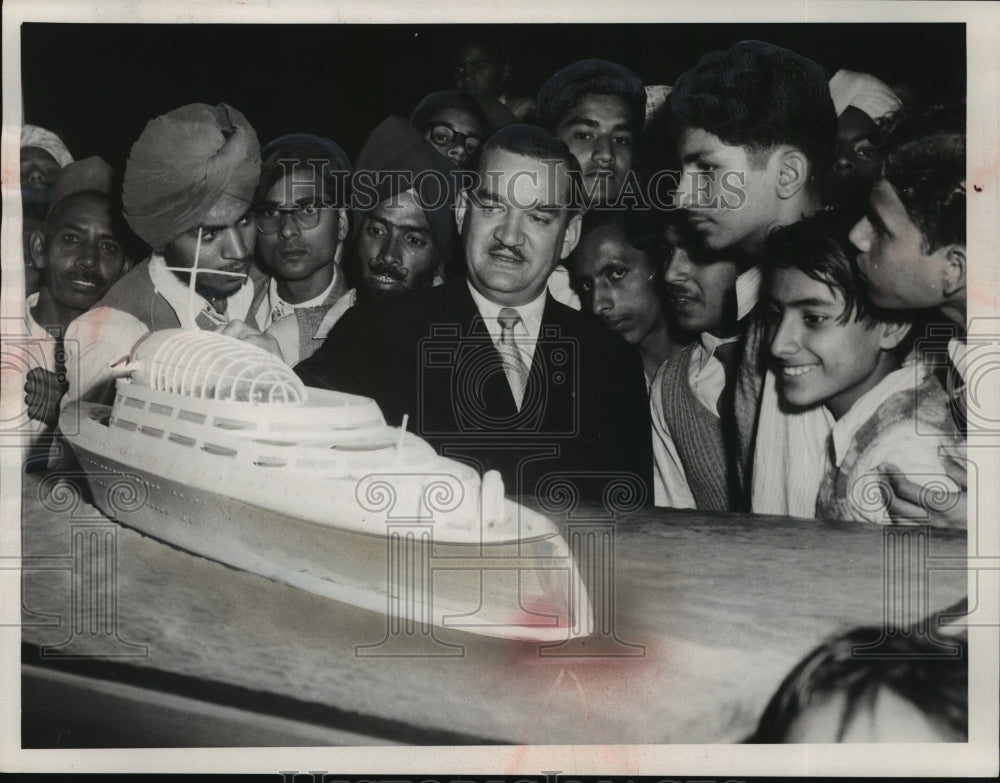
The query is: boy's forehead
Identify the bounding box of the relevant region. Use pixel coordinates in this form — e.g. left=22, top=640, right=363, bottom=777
left=771, top=266, right=842, bottom=305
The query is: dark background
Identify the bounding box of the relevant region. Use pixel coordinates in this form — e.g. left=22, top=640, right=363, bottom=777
left=22, top=22, right=965, bottom=170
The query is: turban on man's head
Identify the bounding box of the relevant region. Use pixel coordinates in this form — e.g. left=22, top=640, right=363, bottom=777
left=122, top=103, right=260, bottom=249
left=21, top=124, right=73, bottom=168
left=829, top=69, right=902, bottom=122
left=352, top=116, right=458, bottom=257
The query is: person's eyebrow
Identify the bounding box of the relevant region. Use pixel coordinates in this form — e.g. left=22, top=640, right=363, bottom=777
left=55, top=220, right=88, bottom=234
left=367, top=214, right=431, bottom=234
left=474, top=186, right=504, bottom=203
left=784, top=296, right=839, bottom=309
left=532, top=203, right=565, bottom=215
left=681, top=149, right=712, bottom=165
left=562, top=115, right=600, bottom=128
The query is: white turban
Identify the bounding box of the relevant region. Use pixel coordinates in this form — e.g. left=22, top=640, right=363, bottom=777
left=829, top=69, right=902, bottom=121
left=21, top=124, right=74, bottom=168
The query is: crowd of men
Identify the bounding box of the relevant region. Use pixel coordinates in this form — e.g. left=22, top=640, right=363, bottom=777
left=9, top=33, right=970, bottom=742
left=13, top=36, right=968, bottom=523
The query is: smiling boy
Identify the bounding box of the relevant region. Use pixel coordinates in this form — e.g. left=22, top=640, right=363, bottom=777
left=764, top=209, right=962, bottom=525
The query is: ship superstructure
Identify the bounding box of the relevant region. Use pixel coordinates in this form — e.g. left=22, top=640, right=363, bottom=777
left=62, top=329, right=592, bottom=641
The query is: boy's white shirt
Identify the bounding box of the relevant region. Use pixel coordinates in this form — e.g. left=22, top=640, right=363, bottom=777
left=750, top=370, right=835, bottom=517
left=650, top=266, right=761, bottom=508
left=825, top=364, right=962, bottom=524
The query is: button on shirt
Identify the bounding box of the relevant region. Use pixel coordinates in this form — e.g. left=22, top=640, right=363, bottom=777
left=651, top=265, right=761, bottom=508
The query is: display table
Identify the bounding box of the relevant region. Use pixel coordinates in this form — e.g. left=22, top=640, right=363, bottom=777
left=18, top=470, right=967, bottom=746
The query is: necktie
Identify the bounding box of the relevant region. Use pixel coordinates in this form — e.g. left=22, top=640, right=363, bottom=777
left=497, top=307, right=529, bottom=409
left=713, top=339, right=741, bottom=417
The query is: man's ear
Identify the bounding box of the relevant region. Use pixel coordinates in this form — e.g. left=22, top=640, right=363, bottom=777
left=336, top=208, right=350, bottom=242
left=878, top=320, right=912, bottom=351
left=454, top=189, right=469, bottom=235
left=28, top=230, right=46, bottom=270
left=775, top=148, right=810, bottom=200
left=941, top=244, right=967, bottom=297
left=559, top=211, right=583, bottom=260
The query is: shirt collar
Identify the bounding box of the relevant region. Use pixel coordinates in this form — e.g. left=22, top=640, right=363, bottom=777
left=736, top=264, right=762, bottom=321
left=829, top=365, right=924, bottom=466
left=148, top=253, right=253, bottom=328
left=268, top=269, right=338, bottom=313
left=467, top=280, right=547, bottom=341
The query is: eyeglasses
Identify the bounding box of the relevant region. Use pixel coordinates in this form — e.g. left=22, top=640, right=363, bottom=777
left=425, top=122, right=482, bottom=157
left=255, top=202, right=331, bottom=235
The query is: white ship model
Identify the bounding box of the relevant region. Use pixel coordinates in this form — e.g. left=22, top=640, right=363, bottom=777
left=61, top=328, right=592, bottom=642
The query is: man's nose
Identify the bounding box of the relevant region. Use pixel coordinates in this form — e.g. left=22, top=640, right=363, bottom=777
left=378, top=233, right=403, bottom=265
left=769, top=316, right=800, bottom=359
left=675, top=170, right=696, bottom=210
left=279, top=211, right=300, bottom=239
left=222, top=227, right=250, bottom=259
left=664, top=247, right=692, bottom=284
left=591, top=284, right=613, bottom=315
left=832, top=150, right=855, bottom=175
left=76, top=240, right=99, bottom=268
left=849, top=217, right=872, bottom=252
left=591, top=136, right=615, bottom=165
left=447, top=144, right=468, bottom=166
left=494, top=211, right=524, bottom=247
left=26, top=169, right=47, bottom=185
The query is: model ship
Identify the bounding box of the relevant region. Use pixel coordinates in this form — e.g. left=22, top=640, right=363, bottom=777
left=61, top=328, right=592, bottom=642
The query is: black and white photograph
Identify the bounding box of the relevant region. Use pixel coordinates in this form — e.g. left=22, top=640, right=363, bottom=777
left=1, top=0, right=998, bottom=777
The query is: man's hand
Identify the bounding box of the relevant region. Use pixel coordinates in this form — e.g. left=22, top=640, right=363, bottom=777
left=218, top=320, right=284, bottom=360
left=24, top=367, right=68, bottom=428
left=879, top=456, right=967, bottom=529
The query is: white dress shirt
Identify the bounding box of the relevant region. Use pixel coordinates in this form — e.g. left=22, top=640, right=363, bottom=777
left=467, top=281, right=547, bottom=371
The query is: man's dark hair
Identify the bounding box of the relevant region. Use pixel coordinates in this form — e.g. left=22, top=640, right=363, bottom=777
left=536, top=59, right=646, bottom=135
left=765, top=207, right=877, bottom=325
left=668, top=40, right=837, bottom=174
left=478, top=124, right=584, bottom=210
left=747, top=614, right=968, bottom=742
left=411, top=90, right=492, bottom=134
left=257, top=133, right=352, bottom=209
left=879, top=104, right=966, bottom=253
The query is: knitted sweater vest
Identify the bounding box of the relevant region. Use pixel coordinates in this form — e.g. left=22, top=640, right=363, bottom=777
left=247, top=268, right=349, bottom=363
left=816, top=372, right=956, bottom=521
left=659, top=344, right=731, bottom=511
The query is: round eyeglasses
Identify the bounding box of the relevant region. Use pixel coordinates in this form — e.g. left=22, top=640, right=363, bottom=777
left=425, top=122, right=482, bottom=157
left=255, top=202, right=330, bottom=235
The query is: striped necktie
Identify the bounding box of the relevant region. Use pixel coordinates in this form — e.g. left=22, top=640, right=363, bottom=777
left=497, top=307, right=529, bottom=409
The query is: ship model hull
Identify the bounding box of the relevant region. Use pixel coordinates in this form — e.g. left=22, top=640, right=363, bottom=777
left=64, top=400, right=590, bottom=643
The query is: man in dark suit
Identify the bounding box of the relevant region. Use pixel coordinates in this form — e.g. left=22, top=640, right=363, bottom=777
left=296, top=124, right=652, bottom=504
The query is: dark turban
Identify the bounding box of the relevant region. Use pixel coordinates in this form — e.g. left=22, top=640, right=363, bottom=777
left=352, top=116, right=458, bottom=257
left=122, top=103, right=260, bottom=249
left=258, top=133, right=352, bottom=208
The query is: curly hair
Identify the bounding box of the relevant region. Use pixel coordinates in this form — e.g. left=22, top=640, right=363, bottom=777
left=880, top=104, right=966, bottom=253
